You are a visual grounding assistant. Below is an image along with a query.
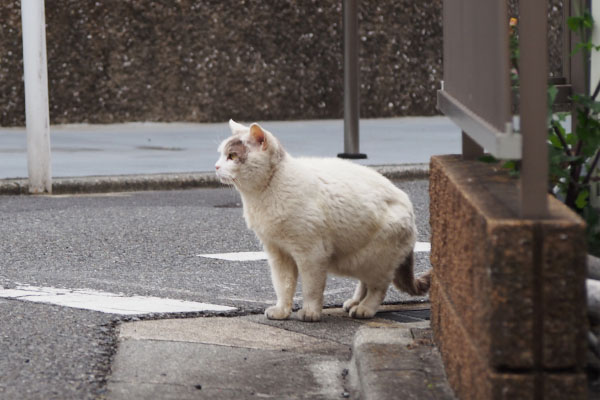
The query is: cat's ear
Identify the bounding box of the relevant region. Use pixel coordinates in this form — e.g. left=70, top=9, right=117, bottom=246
left=249, top=123, right=267, bottom=150
left=229, top=119, right=247, bottom=135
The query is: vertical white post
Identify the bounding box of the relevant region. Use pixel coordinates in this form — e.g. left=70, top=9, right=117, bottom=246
left=21, top=0, right=52, bottom=194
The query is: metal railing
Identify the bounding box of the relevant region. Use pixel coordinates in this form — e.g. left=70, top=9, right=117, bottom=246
left=438, top=0, right=550, bottom=219
left=438, top=0, right=600, bottom=219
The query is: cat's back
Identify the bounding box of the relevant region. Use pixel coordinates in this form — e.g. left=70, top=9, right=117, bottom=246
left=290, top=156, right=415, bottom=245
left=292, top=156, right=411, bottom=209
left=296, top=157, right=399, bottom=192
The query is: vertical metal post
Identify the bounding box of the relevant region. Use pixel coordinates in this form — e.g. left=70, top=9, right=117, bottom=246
left=21, top=0, right=52, bottom=194
left=338, top=0, right=366, bottom=159
left=519, top=0, right=548, bottom=218
left=569, top=0, right=589, bottom=136
left=562, top=0, right=572, bottom=84
left=589, top=0, right=599, bottom=95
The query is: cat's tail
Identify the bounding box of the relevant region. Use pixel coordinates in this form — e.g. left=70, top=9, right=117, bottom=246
left=392, top=250, right=431, bottom=296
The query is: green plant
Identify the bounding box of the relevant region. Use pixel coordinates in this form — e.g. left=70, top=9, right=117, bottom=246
left=549, top=11, right=600, bottom=254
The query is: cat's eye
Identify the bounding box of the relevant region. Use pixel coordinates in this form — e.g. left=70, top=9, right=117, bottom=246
left=227, top=153, right=238, bottom=161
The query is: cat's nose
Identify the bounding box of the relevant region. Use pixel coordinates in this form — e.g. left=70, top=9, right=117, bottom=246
left=215, top=165, right=220, bottom=170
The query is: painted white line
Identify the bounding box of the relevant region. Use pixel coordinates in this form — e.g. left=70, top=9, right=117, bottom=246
left=414, top=242, right=431, bottom=253
left=197, top=251, right=268, bottom=261
left=197, top=242, right=431, bottom=261
left=0, top=285, right=236, bottom=315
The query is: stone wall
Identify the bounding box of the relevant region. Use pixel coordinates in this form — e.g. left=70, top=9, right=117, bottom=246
left=429, top=155, right=588, bottom=400
left=0, top=0, right=563, bottom=126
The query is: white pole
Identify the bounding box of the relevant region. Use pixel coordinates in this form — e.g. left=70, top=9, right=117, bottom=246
left=21, top=0, right=52, bottom=194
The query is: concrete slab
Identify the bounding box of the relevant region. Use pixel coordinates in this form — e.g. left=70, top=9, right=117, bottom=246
left=108, top=340, right=349, bottom=400
left=118, top=316, right=346, bottom=353
left=107, top=305, right=437, bottom=400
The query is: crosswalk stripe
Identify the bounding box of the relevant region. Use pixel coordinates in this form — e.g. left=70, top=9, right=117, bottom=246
left=198, top=242, right=431, bottom=262
left=0, top=284, right=236, bottom=315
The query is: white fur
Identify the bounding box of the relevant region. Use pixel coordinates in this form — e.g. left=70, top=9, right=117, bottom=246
left=216, top=121, right=417, bottom=321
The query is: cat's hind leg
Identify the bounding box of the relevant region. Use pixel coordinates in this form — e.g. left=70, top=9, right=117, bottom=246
left=264, top=244, right=298, bottom=320
left=343, top=281, right=367, bottom=312
left=349, top=284, right=388, bottom=319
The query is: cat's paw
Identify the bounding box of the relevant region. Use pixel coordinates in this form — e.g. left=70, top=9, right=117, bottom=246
left=349, top=305, right=377, bottom=319
left=265, top=306, right=291, bottom=320
left=343, top=298, right=359, bottom=312
left=297, top=308, right=321, bottom=322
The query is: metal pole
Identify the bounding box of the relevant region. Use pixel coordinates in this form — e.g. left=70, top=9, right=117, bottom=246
left=590, top=0, right=599, bottom=95
left=21, top=0, right=52, bottom=194
left=338, top=0, right=366, bottom=159
left=519, top=0, right=548, bottom=218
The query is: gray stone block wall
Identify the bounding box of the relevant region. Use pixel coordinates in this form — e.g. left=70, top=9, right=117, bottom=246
left=0, top=0, right=563, bottom=126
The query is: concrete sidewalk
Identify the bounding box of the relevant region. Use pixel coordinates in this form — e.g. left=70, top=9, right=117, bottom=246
left=0, top=117, right=460, bottom=179
left=107, top=305, right=455, bottom=400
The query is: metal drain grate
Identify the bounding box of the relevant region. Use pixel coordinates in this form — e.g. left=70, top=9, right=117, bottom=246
left=214, top=202, right=242, bottom=208
left=377, top=308, right=431, bottom=323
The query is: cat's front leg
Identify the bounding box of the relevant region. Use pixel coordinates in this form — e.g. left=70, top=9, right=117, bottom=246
left=296, top=259, right=328, bottom=322
left=264, top=244, right=298, bottom=320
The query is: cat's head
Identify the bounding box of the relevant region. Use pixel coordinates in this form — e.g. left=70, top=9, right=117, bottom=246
left=215, top=120, right=286, bottom=192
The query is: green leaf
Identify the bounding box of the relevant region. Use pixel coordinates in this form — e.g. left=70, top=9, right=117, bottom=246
left=548, top=85, right=558, bottom=98
left=576, top=190, right=589, bottom=209
left=548, top=134, right=562, bottom=149
left=567, top=16, right=582, bottom=32
left=555, top=112, right=569, bottom=122
left=502, top=160, right=516, bottom=170
left=583, top=11, right=594, bottom=29
left=478, top=154, right=498, bottom=163
left=548, top=85, right=558, bottom=106
left=565, top=132, right=577, bottom=146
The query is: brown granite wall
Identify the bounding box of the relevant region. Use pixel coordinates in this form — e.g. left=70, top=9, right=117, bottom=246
left=429, top=155, right=588, bottom=400
left=0, top=0, right=564, bottom=126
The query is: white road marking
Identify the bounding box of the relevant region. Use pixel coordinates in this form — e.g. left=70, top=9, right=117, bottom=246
left=197, top=242, right=431, bottom=261
left=0, top=284, right=236, bottom=315
left=198, top=251, right=268, bottom=261
left=414, top=242, right=431, bottom=252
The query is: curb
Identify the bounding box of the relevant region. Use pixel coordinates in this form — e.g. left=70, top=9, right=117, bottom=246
left=350, top=322, right=456, bottom=400
left=0, top=163, right=429, bottom=195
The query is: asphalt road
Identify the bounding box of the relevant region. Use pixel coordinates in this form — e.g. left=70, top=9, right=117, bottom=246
left=0, top=180, right=430, bottom=399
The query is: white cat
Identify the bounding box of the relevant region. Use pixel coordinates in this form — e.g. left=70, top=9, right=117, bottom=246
left=215, top=120, right=430, bottom=321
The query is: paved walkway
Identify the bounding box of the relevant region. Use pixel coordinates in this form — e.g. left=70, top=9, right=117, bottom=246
left=108, top=305, right=455, bottom=400
left=0, top=117, right=461, bottom=179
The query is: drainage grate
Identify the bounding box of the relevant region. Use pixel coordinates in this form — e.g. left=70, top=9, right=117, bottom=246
left=377, top=308, right=431, bottom=323
left=214, top=202, right=242, bottom=208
